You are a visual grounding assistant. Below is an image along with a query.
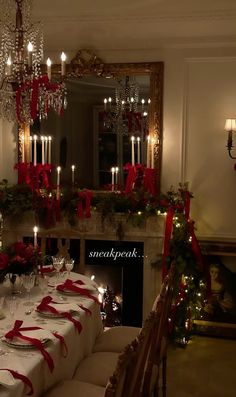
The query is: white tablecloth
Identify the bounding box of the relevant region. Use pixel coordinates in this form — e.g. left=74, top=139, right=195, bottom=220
left=0, top=272, right=103, bottom=397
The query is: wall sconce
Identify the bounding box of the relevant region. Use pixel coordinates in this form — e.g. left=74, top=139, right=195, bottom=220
left=224, top=118, right=236, bottom=159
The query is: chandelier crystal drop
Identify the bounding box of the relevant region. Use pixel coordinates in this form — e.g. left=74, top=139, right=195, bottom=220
left=0, top=0, right=67, bottom=125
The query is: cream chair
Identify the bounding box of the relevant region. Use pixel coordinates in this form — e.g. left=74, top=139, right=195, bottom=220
left=43, top=310, right=159, bottom=397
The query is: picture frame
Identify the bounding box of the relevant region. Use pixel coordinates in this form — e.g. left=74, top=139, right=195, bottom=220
left=194, top=241, right=236, bottom=338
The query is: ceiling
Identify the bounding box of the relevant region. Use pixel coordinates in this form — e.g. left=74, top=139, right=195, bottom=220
left=29, top=0, right=236, bottom=59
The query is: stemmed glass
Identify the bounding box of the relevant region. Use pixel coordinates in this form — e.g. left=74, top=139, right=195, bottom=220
left=52, top=256, right=64, bottom=284
left=22, top=273, right=36, bottom=306
left=6, top=296, right=19, bottom=328
left=65, top=258, right=74, bottom=278
left=38, top=275, right=49, bottom=297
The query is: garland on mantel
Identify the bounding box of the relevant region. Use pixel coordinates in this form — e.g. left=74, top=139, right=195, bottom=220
left=0, top=179, right=189, bottom=229
left=0, top=179, right=207, bottom=344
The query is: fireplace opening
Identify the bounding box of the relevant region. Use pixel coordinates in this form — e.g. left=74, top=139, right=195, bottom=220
left=85, top=240, right=144, bottom=327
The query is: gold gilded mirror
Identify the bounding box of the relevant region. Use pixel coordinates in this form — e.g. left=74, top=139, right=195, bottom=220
left=20, top=50, right=163, bottom=193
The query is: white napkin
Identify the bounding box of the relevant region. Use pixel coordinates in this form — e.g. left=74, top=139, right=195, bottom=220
left=0, top=370, right=15, bottom=388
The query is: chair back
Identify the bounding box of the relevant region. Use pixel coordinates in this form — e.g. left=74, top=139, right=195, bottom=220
left=105, top=264, right=175, bottom=397
left=104, top=310, right=159, bottom=397
left=142, top=263, right=176, bottom=397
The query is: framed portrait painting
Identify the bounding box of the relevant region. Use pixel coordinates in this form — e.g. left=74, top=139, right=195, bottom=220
left=194, top=253, right=236, bottom=338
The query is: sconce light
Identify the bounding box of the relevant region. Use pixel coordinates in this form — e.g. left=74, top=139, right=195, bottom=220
left=224, top=118, right=236, bottom=159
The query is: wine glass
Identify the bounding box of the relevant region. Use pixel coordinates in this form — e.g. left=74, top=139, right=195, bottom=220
left=52, top=256, right=64, bottom=284
left=65, top=258, right=74, bottom=277
left=22, top=273, right=36, bottom=307
left=38, top=275, right=49, bottom=297
left=6, top=296, right=19, bottom=328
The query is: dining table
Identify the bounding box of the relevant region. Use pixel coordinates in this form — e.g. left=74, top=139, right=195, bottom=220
left=0, top=271, right=103, bottom=397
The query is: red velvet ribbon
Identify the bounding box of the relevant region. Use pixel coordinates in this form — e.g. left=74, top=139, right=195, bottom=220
left=0, top=369, right=33, bottom=396
left=14, top=163, right=31, bottom=185
left=188, top=220, right=204, bottom=272
left=57, top=279, right=100, bottom=304
left=77, top=190, right=93, bottom=218
left=15, top=75, right=63, bottom=124
left=124, top=163, right=137, bottom=194
left=123, top=111, right=142, bottom=132
left=143, top=167, right=157, bottom=196
left=78, top=304, right=92, bottom=316
left=5, top=320, right=54, bottom=372
left=52, top=332, right=68, bottom=357
left=162, top=207, right=175, bottom=280
left=37, top=296, right=83, bottom=333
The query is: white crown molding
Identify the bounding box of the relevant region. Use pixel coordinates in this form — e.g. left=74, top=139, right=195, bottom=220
left=36, top=10, right=236, bottom=25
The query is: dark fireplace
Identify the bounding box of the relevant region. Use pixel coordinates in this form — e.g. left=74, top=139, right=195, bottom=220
left=85, top=240, right=144, bottom=327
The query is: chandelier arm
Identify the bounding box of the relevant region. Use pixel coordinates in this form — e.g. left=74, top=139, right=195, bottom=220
left=227, top=149, right=236, bottom=160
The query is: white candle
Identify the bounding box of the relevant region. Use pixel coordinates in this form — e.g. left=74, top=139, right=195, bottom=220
left=146, top=136, right=150, bottom=168
left=104, top=98, right=107, bottom=110
left=108, top=97, right=112, bottom=109
left=33, top=226, right=38, bottom=248
left=41, top=136, right=45, bottom=165
left=137, top=137, right=141, bottom=164
left=33, top=135, right=37, bottom=166
left=151, top=138, right=155, bottom=168
left=57, top=166, right=61, bottom=186
left=56, top=166, right=61, bottom=200
left=71, top=165, right=75, bottom=185
left=29, top=136, right=32, bottom=163
left=61, top=52, right=66, bottom=76
left=46, top=58, right=52, bottom=81
left=27, top=42, right=33, bottom=68
left=6, top=56, right=12, bottom=76
left=131, top=136, right=135, bottom=166
left=48, top=136, right=52, bottom=164
left=111, top=167, right=115, bottom=191
left=44, top=137, right=48, bottom=163
left=115, top=167, right=119, bottom=186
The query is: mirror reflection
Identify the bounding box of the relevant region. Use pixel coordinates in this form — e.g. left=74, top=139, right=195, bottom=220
left=40, top=74, right=150, bottom=189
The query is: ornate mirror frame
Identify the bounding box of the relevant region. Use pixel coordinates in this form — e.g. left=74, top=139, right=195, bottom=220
left=20, top=50, right=164, bottom=193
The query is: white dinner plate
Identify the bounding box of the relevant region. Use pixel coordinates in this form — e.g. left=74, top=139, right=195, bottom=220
left=35, top=308, right=77, bottom=318
left=2, top=337, right=50, bottom=349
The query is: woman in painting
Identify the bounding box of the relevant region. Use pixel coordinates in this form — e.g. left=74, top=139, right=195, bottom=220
left=203, top=259, right=236, bottom=322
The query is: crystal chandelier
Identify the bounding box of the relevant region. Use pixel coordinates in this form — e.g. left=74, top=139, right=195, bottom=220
left=103, top=76, right=149, bottom=135
left=0, top=0, right=67, bottom=125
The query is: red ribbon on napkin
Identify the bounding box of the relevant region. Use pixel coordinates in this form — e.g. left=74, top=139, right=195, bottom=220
left=5, top=320, right=54, bottom=373
left=78, top=304, right=92, bottom=316
left=37, top=296, right=83, bottom=333
left=0, top=369, right=33, bottom=395
left=57, top=279, right=100, bottom=304
left=52, top=332, right=68, bottom=357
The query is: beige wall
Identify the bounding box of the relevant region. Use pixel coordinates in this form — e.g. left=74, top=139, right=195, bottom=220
left=1, top=46, right=236, bottom=240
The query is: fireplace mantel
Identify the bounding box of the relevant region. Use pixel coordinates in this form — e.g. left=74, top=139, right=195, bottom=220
left=3, top=212, right=166, bottom=320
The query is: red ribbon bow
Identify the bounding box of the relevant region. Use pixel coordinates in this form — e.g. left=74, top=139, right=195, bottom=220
left=57, top=279, right=100, bottom=304
left=77, top=190, right=93, bottom=219
left=143, top=167, right=157, bottom=197
left=0, top=369, right=34, bottom=396
left=5, top=320, right=54, bottom=372
left=37, top=296, right=83, bottom=333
